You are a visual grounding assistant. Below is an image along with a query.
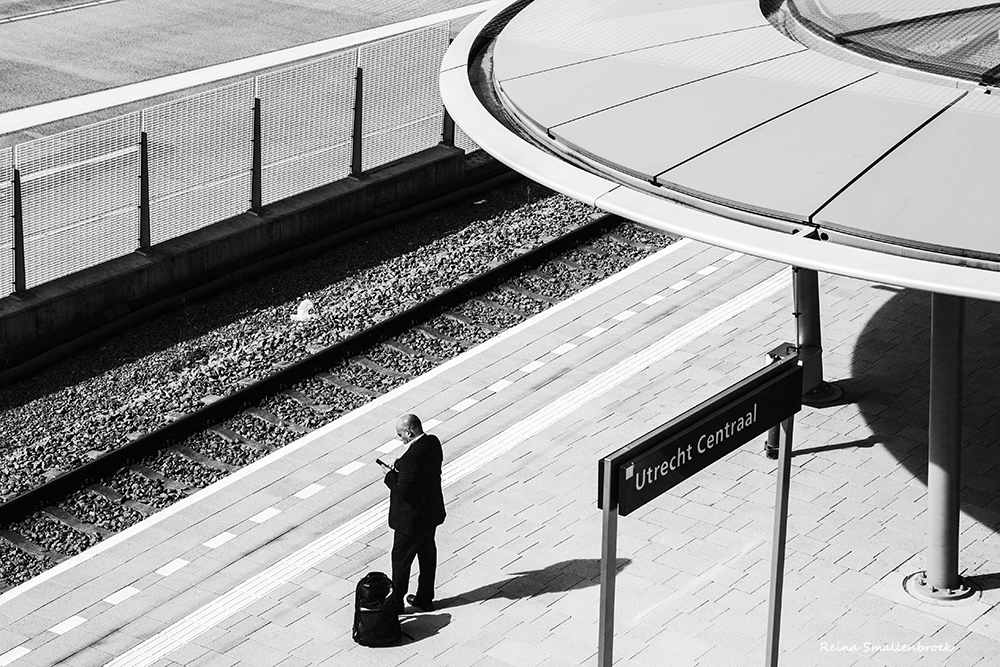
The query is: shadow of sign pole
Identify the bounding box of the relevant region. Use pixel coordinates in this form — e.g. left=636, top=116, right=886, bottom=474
left=597, top=350, right=803, bottom=667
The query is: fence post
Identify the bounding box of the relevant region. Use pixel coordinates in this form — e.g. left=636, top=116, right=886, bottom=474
left=442, top=108, right=456, bottom=147
left=442, top=38, right=456, bottom=147
left=351, top=67, right=364, bottom=177
left=138, top=131, right=151, bottom=252
left=12, top=167, right=25, bottom=295
left=250, top=95, right=264, bottom=214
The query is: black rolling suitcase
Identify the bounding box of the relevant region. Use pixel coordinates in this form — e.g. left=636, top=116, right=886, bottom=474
left=352, top=571, right=401, bottom=646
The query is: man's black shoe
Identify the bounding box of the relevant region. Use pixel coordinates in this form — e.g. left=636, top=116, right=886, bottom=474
left=406, top=595, right=435, bottom=612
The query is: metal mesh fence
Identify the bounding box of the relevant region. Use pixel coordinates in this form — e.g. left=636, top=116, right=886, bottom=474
left=15, top=114, right=140, bottom=289
left=359, top=23, right=450, bottom=171
left=0, top=148, right=12, bottom=298
left=1, top=22, right=483, bottom=298
left=143, top=80, right=253, bottom=245
left=454, top=123, right=480, bottom=154
left=257, top=51, right=357, bottom=205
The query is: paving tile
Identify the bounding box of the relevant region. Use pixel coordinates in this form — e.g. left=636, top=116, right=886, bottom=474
left=3, top=243, right=1000, bottom=667
left=291, top=637, right=345, bottom=663
left=463, top=629, right=505, bottom=653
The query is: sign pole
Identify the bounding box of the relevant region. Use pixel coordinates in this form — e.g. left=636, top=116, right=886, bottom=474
left=765, top=415, right=794, bottom=667
left=597, top=353, right=801, bottom=667
left=598, top=457, right=618, bottom=667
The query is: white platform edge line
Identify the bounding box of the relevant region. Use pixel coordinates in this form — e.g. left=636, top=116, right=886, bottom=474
left=0, top=237, right=694, bottom=606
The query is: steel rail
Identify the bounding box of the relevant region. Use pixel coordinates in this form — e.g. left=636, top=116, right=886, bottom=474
left=0, top=212, right=621, bottom=526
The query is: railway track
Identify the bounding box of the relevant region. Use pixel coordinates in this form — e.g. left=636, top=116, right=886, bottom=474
left=0, top=190, right=675, bottom=591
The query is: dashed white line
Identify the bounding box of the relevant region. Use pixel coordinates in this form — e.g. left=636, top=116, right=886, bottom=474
left=550, top=343, right=577, bottom=356
left=295, top=483, right=325, bottom=498
left=50, top=615, right=87, bottom=635
left=203, top=533, right=236, bottom=549
left=0, top=238, right=695, bottom=613
left=669, top=280, right=692, bottom=290
left=519, top=360, right=545, bottom=373
left=697, top=266, right=719, bottom=275
left=424, top=419, right=443, bottom=429
left=642, top=295, right=665, bottom=305
left=584, top=326, right=607, bottom=338
left=249, top=508, right=281, bottom=524
left=442, top=270, right=791, bottom=486
left=336, top=462, right=365, bottom=476
left=101, top=268, right=790, bottom=667
left=0, top=647, right=29, bottom=666
left=613, top=310, right=636, bottom=321
left=723, top=251, right=744, bottom=261
left=377, top=439, right=402, bottom=453
left=156, top=559, right=189, bottom=576
left=104, top=586, right=141, bottom=605
left=487, top=379, right=513, bottom=393
left=450, top=398, right=478, bottom=412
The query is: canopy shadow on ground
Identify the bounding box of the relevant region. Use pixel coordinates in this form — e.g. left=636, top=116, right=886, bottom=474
left=841, top=287, right=1000, bottom=548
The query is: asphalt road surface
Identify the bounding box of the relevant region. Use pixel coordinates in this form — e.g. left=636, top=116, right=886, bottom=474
left=0, top=0, right=483, bottom=114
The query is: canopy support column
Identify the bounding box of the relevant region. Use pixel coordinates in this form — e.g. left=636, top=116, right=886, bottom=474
left=793, top=266, right=841, bottom=406
left=907, top=292, right=973, bottom=602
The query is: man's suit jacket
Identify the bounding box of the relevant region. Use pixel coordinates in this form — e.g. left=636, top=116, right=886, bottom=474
left=384, top=434, right=446, bottom=535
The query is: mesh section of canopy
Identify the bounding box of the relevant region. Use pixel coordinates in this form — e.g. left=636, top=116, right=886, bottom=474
left=790, top=0, right=1000, bottom=82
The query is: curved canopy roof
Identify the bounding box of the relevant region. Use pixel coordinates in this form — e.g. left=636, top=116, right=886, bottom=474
left=441, top=0, right=1000, bottom=299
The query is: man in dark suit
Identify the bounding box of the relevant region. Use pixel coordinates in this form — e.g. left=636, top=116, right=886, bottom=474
left=384, top=413, right=446, bottom=612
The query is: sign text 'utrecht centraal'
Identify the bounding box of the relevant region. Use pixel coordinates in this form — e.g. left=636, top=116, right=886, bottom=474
left=599, top=357, right=802, bottom=516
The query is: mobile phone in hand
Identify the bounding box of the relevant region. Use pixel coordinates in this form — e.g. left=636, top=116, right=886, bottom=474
left=376, top=458, right=392, bottom=470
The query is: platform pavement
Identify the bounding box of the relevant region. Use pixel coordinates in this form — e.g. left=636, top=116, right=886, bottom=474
left=1, top=238, right=999, bottom=667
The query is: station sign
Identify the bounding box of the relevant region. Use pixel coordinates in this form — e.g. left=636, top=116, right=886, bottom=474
left=599, top=356, right=802, bottom=516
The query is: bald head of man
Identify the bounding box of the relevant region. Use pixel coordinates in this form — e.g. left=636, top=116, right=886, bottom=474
left=396, top=414, right=424, bottom=444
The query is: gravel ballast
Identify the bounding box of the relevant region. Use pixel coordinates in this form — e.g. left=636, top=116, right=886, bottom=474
left=0, top=178, right=676, bottom=589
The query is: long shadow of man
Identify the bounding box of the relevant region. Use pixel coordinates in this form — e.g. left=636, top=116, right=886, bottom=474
left=436, top=557, right=632, bottom=609
left=398, top=558, right=631, bottom=643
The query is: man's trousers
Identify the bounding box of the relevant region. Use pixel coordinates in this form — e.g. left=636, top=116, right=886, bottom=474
left=391, top=526, right=437, bottom=607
